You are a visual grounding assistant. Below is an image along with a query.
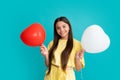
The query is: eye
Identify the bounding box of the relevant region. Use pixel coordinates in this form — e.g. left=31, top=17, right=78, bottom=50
left=56, top=26, right=60, bottom=30
left=63, top=25, right=66, bottom=28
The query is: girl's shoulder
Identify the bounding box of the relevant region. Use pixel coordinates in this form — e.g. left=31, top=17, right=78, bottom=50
left=73, top=38, right=81, bottom=44
left=73, top=38, right=82, bottom=49
left=47, top=40, right=53, bottom=49
left=49, top=40, right=53, bottom=44
left=48, top=40, right=53, bottom=46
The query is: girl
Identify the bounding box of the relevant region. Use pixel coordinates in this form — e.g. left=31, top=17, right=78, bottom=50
left=40, top=16, right=85, bottom=80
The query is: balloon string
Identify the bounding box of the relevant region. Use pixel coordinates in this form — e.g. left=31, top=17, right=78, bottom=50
left=80, top=69, right=83, bottom=80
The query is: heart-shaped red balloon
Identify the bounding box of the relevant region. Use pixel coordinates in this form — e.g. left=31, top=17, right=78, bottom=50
left=20, top=23, right=46, bottom=46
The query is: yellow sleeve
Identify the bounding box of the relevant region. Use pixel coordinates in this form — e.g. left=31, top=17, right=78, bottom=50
left=74, top=39, right=85, bottom=68
left=47, top=41, right=53, bottom=51
left=76, top=41, right=83, bottom=52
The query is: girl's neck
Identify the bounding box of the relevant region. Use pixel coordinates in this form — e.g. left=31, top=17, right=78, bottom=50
left=60, top=36, right=68, bottom=40
left=60, top=37, right=68, bottom=40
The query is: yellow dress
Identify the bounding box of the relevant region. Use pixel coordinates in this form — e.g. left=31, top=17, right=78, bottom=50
left=44, top=38, right=85, bottom=80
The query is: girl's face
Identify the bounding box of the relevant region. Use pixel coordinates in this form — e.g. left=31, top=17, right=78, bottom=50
left=56, top=21, right=70, bottom=39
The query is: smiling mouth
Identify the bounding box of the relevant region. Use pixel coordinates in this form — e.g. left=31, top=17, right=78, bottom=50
left=60, top=33, right=65, bottom=35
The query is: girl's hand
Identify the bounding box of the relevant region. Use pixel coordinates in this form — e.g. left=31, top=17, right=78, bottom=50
left=40, top=44, right=48, bottom=57
left=76, top=49, right=84, bottom=59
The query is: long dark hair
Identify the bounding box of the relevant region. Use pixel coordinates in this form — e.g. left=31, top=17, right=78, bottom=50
left=47, top=16, right=73, bottom=74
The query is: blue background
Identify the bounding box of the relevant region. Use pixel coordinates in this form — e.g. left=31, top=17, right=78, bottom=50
left=0, top=0, right=120, bottom=80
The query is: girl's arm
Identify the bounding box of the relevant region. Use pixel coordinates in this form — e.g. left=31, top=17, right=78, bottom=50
left=75, top=49, right=84, bottom=71
left=44, top=53, right=49, bottom=67
left=40, top=44, right=49, bottom=66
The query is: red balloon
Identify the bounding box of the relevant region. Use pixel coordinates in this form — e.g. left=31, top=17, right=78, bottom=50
left=20, top=23, right=46, bottom=46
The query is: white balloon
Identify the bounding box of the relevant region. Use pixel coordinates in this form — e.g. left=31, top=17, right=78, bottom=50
left=81, top=24, right=110, bottom=53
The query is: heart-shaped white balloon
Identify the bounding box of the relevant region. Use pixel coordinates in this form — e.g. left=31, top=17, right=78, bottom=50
left=81, top=24, right=110, bottom=53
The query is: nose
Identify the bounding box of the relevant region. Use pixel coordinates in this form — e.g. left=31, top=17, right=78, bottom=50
left=60, top=27, right=64, bottom=32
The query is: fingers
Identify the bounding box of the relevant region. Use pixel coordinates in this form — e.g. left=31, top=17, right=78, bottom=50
left=40, top=44, right=48, bottom=56
left=40, top=44, right=46, bottom=50
left=76, top=49, right=84, bottom=58
left=79, top=48, right=84, bottom=53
